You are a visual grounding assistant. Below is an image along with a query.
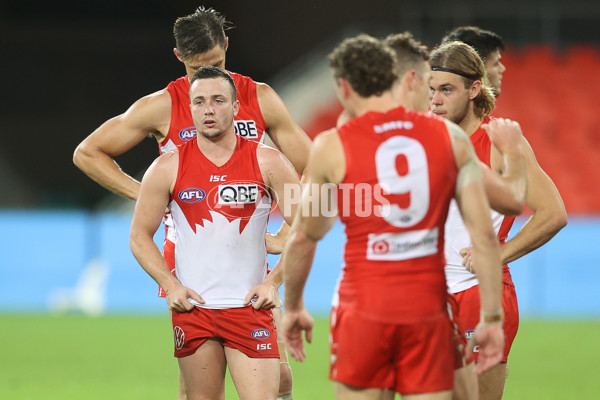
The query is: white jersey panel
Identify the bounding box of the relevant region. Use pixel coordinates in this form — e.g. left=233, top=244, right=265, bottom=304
left=444, top=199, right=504, bottom=293
left=170, top=201, right=269, bottom=309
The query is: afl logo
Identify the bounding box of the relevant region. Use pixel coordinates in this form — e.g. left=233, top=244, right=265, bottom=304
left=372, top=240, right=390, bottom=255
left=174, top=326, right=185, bottom=350
left=179, top=127, right=197, bottom=141
left=178, top=188, right=206, bottom=203
left=251, top=328, right=271, bottom=340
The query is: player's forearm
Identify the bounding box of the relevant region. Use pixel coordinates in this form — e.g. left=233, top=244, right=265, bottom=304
left=500, top=151, right=527, bottom=209
left=74, top=146, right=140, bottom=200
left=263, top=256, right=284, bottom=288
left=283, top=228, right=317, bottom=311
left=501, top=209, right=567, bottom=264
left=130, top=233, right=179, bottom=291
left=472, top=233, right=503, bottom=314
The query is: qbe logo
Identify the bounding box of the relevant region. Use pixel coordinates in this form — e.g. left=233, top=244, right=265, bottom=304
left=174, top=326, right=185, bottom=350
left=251, top=328, right=271, bottom=339
left=179, top=127, right=197, bottom=141
left=234, top=120, right=259, bottom=139
left=207, top=180, right=274, bottom=219
left=218, top=184, right=259, bottom=205
left=178, top=187, right=206, bottom=203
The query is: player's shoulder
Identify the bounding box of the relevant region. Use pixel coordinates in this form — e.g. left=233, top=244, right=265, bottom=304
left=147, top=149, right=179, bottom=176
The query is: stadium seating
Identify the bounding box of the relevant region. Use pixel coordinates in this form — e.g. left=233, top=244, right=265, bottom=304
left=301, top=44, right=600, bottom=214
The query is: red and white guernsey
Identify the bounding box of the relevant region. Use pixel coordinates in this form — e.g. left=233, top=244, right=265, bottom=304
left=336, top=106, right=458, bottom=324
left=169, top=136, right=272, bottom=308
left=157, top=71, right=268, bottom=297
left=444, top=117, right=516, bottom=293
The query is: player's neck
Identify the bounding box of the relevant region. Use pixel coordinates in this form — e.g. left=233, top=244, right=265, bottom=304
left=196, top=130, right=237, bottom=167
left=351, top=92, right=399, bottom=118
left=458, top=107, right=484, bottom=137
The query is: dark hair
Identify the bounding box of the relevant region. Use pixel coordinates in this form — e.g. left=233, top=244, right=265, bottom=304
left=430, top=41, right=495, bottom=118
left=173, top=6, right=233, bottom=60
left=441, top=26, right=505, bottom=62
left=383, top=32, right=429, bottom=78
left=189, top=66, right=237, bottom=100
left=328, top=34, right=397, bottom=97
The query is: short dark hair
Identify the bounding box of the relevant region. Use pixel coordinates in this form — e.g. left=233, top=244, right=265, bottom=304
left=329, top=34, right=397, bottom=97
left=384, top=32, right=429, bottom=78
left=173, top=6, right=233, bottom=60
left=441, top=26, right=505, bottom=62
left=189, top=66, right=237, bottom=100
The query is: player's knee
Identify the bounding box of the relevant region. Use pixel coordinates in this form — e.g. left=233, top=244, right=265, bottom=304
left=278, top=362, right=293, bottom=397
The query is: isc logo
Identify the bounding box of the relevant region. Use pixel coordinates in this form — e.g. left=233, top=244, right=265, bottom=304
left=179, top=127, right=197, bottom=141
left=218, top=184, right=258, bottom=204
left=209, top=175, right=227, bottom=182
left=251, top=328, right=271, bottom=339
left=256, top=343, right=272, bottom=350
left=178, top=188, right=206, bottom=203
left=234, top=120, right=259, bottom=139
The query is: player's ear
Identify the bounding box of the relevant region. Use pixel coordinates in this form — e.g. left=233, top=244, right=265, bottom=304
left=338, top=78, right=352, bottom=98
left=224, top=37, right=229, bottom=52
left=174, top=48, right=184, bottom=63
left=469, top=80, right=482, bottom=100
left=233, top=99, right=240, bottom=117
left=404, top=69, right=417, bottom=90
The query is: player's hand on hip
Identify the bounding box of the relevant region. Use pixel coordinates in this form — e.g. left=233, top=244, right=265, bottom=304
left=245, top=282, right=277, bottom=310
left=282, top=307, right=314, bottom=362
left=482, top=118, right=523, bottom=155
left=460, top=247, right=475, bottom=273
left=470, top=322, right=505, bottom=374
left=166, top=285, right=204, bottom=312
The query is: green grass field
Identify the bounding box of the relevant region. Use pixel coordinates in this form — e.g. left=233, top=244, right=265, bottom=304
left=0, top=314, right=598, bottom=399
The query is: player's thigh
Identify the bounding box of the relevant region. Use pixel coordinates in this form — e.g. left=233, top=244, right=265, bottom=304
left=478, top=362, right=507, bottom=400
left=178, top=339, right=226, bottom=400
left=334, top=382, right=386, bottom=400
left=225, top=346, right=279, bottom=400
left=453, top=363, right=477, bottom=400
left=402, top=390, right=452, bottom=400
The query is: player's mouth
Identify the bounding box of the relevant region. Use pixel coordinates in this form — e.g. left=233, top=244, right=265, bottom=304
left=203, top=119, right=217, bottom=128
left=432, top=110, right=446, bottom=116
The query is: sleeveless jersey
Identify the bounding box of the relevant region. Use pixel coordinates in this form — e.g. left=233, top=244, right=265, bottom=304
left=335, top=106, right=458, bottom=324
left=169, top=136, right=272, bottom=309
left=159, top=71, right=267, bottom=253
left=444, top=117, right=516, bottom=294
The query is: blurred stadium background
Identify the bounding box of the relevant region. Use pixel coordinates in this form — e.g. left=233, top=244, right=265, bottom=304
left=1, top=0, right=599, bottom=398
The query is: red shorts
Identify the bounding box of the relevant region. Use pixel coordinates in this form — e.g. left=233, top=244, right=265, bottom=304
left=451, top=280, right=519, bottom=363
left=171, top=306, right=279, bottom=359
left=329, top=305, right=454, bottom=395
left=447, top=294, right=470, bottom=369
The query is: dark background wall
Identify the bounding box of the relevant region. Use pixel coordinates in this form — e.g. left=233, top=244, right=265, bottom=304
left=1, top=0, right=599, bottom=208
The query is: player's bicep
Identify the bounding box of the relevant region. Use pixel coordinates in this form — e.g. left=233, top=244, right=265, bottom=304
left=293, top=131, right=342, bottom=240
left=132, top=153, right=177, bottom=236
left=258, top=84, right=312, bottom=174
left=521, top=137, right=565, bottom=214
left=85, top=91, right=171, bottom=157
left=264, top=149, right=302, bottom=226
